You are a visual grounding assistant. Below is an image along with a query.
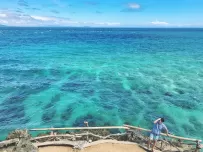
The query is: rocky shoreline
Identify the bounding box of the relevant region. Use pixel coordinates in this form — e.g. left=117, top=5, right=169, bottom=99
left=0, top=128, right=200, bottom=152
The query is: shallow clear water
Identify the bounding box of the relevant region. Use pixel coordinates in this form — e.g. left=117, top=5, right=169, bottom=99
left=0, top=27, right=203, bottom=140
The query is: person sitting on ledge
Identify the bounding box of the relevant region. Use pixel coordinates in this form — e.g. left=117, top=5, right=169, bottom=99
left=148, top=118, right=169, bottom=152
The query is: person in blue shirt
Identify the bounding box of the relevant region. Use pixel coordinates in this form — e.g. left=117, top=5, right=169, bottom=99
left=148, top=118, right=169, bottom=152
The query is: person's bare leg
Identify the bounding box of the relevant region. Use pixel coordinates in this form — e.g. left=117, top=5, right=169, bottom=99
left=148, top=139, right=151, bottom=149
left=152, top=140, right=157, bottom=152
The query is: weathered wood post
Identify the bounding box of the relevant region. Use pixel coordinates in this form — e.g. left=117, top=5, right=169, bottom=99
left=195, top=140, right=202, bottom=152
left=84, top=121, right=89, bottom=141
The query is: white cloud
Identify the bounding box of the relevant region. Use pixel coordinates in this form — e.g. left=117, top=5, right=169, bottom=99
left=121, top=3, right=141, bottom=12
left=31, top=15, right=54, bottom=21
left=128, top=3, right=140, bottom=9
left=94, top=22, right=120, bottom=26
left=0, top=13, right=7, bottom=17
left=151, top=20, right=169, bottom=25
left=106, top=22, right=121, bottom=26
left=0, top=10, right=121, bottom=27
left=0, top=20, right=8, bottom=24
left=30, top=15, right=80, bottom=25
left=0, top=10, right=73, bottom=26
left=0, top=10, right=38, bottom=26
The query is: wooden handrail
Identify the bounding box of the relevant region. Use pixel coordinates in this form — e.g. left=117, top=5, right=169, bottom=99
left=0, top=139, right=19, bottom=148
left=29, top=126, right=128, bottom=131
left=30, top=134, right=78, bottom=141
left=30, top=132, right=126, bottom=142
left=29, top=125, right=202, bottom=143
left=124, top=124, right=202, bottom=142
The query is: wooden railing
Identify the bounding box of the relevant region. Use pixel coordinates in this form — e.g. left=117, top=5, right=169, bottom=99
left=29, top=125, right=201, bottom=142
left=29, top=126, right=128, bottom=131
left=29, top=124, right=202, bottom=142
left=124, top=124, right=202, bottom=142
left=1, top=124, right=201, bottom=149
left=0, top=139, right=19, bottom=148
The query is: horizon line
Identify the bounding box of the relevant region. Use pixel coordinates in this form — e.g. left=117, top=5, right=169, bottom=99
left=1, top=26, right=203, bottom=29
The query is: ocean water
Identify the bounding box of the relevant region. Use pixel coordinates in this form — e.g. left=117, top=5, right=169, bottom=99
left=0, top=27, right=203, bottom=140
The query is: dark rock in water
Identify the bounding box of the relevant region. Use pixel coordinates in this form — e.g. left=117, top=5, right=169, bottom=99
left=73, top=114, right=98, bottom=127
left=123, top=121, right=132, bottom=125
left=182, top=124, right=196, bottom=134
left=52, top=124, right=64, bottom=128
left=170, top=99, right=197, bottom=110
left=0, top=104, right=24, bottom=115
left=126, top=76, right=134, bottom=81
left=137, top=89, right=152, bottom=95
left=61, top=82, right=85, bottom=92
left=117, top=107, right=125, bottom=113
left=174, top=88, right=185, bottom=95
left=29, top=81, right=51, bottom=94
left=44, top=101, right=54, bottom=109
left=68, top=74, right=77, bottom=81
left=42, top=109, right=56, bottom=122
left=61, top=72, right=94, bottom=92
left=85, top=114, right=94, bottom=120
left=189, top=116, right=203, bottom=131
left=1, top=79, right=51, bottom=113
left=67, top=71, right=85, bottom=81
left=9, top=110, right=25, bottom=120
left=11, top=80, right=52, bottom=98
left=118, top=97, right=140, bottom=110
left=0, top=59, right=21, bottom=64
left=1, top=69, right=19, bottom=76
left=142, top=112, right=156, bottom=125
left=61, top=106, right=73, bottom=121
left=0, top=86, right=15, bottom=94
left=112, top=87, right=132, bottom=97
left=190, top=95, right=201, bottom=103
left=0, top=97, right=25, bottom=125
left=51, top=94, right=61, bottom=103
left=44, top=94, right=61, bottom=109
left=50, top=69, right=62, bottom=77
left=2, top=94, right=27, bottom=106
left=164, top=92, right=173, bottom=97
left=102, top=103, right=114, bottom=110
left=21, top=68, right=44, bottom=76
left=103, top=122, right=112, bottom=126
left=82, top=89, right=95, bottom=98
left=165, top=116, right=176, bottom=125
left=22, top=117, right=30, bottom=124
left=98, top=90, right=122, bottom=107
left=66, top=70, right=72, bottom=75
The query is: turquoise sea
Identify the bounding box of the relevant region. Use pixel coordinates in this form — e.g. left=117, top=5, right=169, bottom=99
left=0, top=27, right=203, bottom=140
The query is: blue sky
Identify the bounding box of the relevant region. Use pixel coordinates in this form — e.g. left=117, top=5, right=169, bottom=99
left=0, top=0, right=203, bottom=27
